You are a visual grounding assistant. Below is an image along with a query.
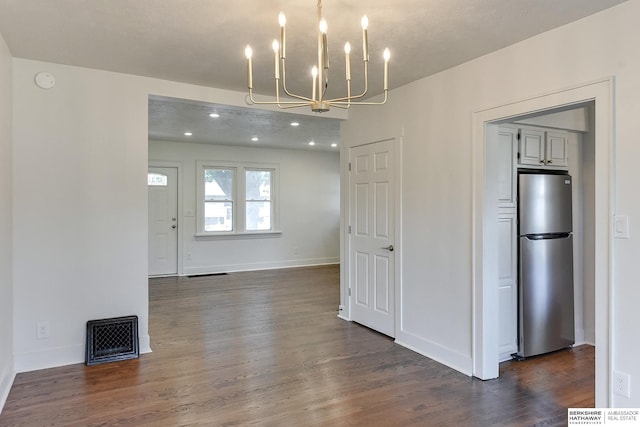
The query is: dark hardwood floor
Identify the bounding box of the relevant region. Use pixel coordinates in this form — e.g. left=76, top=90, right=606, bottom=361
left=1, top=265, right=594, bottom=426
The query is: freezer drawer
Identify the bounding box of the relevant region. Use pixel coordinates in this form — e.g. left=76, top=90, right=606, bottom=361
left=518, top=173, right=573, bottom=235
left=518, top=235, right=575, bottom=358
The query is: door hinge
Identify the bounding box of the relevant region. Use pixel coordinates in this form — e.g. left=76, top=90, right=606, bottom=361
left=348, top=162, right=352, bottom=171
left=517, top=131, right=521, bottom=141
left=348, top=288, right=352, bottom=296
left=348, top=225, right=352, bottom=234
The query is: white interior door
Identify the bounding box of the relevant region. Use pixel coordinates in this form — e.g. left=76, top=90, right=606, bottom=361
left=148, top=167, right=178, bottom=276
left=349, top=139, right=395, bottom=337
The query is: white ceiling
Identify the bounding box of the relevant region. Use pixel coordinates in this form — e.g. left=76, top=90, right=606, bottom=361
left=149, top=96, right=342, bottom=151
left=0, top=0, right=628, bottom=150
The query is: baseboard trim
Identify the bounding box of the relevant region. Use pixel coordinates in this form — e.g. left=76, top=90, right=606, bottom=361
left=14, top=344, right=84, bottom=373
left=395, top=330, right=473, bottom=377
left=182, top=258, right=339, bottom=276
left=15, top=333, right=152, bottom=373
left=0, top=366, right=16, bottom=415
left=139, top=334, right=152, bottom=354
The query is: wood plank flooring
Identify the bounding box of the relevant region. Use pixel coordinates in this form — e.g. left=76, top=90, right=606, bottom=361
left=1, top=265, right=594, bottom=426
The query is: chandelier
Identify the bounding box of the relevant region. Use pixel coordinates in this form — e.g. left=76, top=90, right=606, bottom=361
left=244, top=0, right=390, bottom=113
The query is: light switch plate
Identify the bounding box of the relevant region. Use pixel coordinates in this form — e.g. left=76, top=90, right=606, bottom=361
left=614, top=214, right=630, bottom=239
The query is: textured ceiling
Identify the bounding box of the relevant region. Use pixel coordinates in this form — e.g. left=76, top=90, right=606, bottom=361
left=0, top=0, right=628, bottom=150
left=149, top=96, right=342, bottom=151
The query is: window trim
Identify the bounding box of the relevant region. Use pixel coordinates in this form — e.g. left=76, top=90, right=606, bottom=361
left=196, top=161, right=280, bottom=239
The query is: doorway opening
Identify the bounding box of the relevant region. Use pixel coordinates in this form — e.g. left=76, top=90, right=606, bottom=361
left=472, top=79, right=613, bottom=407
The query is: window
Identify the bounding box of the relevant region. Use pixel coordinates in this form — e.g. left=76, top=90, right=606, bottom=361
left=204, top=168, right=234, bottom=232
left=197, top=162, right=279, bottom=237
left=245, top=169, right=272, bottom=231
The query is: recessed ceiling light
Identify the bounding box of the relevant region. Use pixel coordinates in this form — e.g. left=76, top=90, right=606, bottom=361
left=331, top=143, right=338, bottom=148
left=251, top=137, right=259, bottom=141
left=308, top=141, right=316, bottom=146
left=184, top=132, right=193, bottom=136
left=291, top=122, right=300, bottom=127
left=209, top=113, right=220, bottom=118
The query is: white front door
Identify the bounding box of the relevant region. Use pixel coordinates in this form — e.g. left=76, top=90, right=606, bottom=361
left=349, top=139, right=395, bottom=337
left=148, top=167, right=178, bottom=276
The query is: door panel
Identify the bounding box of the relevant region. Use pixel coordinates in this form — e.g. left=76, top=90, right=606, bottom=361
left=355, top=252, right=369, bottom=306
left=148, top=167, right=178, bottom=276
left=375, top=182, right=390, bottom=238
left=349, top=139, right=395, bottom=337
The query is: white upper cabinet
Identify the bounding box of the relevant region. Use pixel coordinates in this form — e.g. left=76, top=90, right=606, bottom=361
left=497, top=127, right=518, bottom=209
left=518, top=128, right=546, bottom=167
left=518, top=127, right=568, bottom=169
left=545, top=131, right=569, bottom=167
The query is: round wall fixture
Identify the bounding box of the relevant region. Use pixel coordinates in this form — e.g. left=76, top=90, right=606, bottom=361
left=34, top=72, right=55, bottom=89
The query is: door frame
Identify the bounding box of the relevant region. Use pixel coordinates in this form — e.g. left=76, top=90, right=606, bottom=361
left=471, top=78, right=614, bottom=406
left=148, top=161, right=183, bottom=276
left=340, top=136, right=403, bottom=340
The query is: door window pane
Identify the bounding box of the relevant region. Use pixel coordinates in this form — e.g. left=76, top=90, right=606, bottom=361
left=148, top=173, right=168, bottom=186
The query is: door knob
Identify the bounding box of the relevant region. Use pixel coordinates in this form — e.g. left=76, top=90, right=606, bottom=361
left=171, top=225, right=177, bottom=229
left=382, top=245, right=394, bottom=252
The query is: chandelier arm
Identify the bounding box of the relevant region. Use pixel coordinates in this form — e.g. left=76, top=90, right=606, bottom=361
left=281, top=59, right=313, bottom=102
left=330, top=61, right=370, bottom=103
left=248, top=89, right=311, bottom=107
left=332, top=90, right=388, bottom=106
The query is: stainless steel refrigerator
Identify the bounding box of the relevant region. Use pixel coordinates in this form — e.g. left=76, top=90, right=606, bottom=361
left=517, top=172, right=575, bottom=358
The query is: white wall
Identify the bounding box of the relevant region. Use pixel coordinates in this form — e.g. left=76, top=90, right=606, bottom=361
left=149, top=140, right=339, bottom=274
left=341, top=0, right=640, bottom=406
left=0, top=31, right=15, bottom=412
left=11, top=57, right=345, bottom=374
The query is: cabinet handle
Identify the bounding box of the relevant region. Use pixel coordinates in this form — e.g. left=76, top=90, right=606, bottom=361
left=540, top=160, right=545, bottom=164
left=547, top=160, right=553, bottom=164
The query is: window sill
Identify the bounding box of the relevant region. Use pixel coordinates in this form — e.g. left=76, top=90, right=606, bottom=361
left=194, top=230, right=283, bottom=240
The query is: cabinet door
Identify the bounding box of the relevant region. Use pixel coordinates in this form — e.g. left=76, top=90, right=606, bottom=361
left=498, top=212, right=518, bottom=358
left=518, top=128, right=546, bottom=166
left=497, top=127, right=517, bottom=208
left=546, top=131, right=569, bottom=167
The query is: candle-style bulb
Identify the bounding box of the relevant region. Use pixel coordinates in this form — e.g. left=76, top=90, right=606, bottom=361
left=245, top=45, right=253, bottom=90
left=279, top=12, right=286, bottom=59
left=383, top=49, right=389, bottom=91
left=344, top=42, right=352, bottom=81
left=361, top=15, right=368, bottom=30
left=272, top=39, right=279, bottom=52
left=361, top=16, right=369, bottom=62
left=319, top=18, right=328, bottom=34
left=311, top=66, right=318, bottom=101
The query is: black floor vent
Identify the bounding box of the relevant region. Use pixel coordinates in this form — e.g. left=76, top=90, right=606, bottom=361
left=86, top=315, right=139, bottom=366
left=186, top=272, right=229, bottom=278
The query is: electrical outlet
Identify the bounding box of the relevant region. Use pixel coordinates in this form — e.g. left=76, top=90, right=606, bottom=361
left=36, top=320, right=50, bottom=340
left=613, top=371, right=631, bottom=398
